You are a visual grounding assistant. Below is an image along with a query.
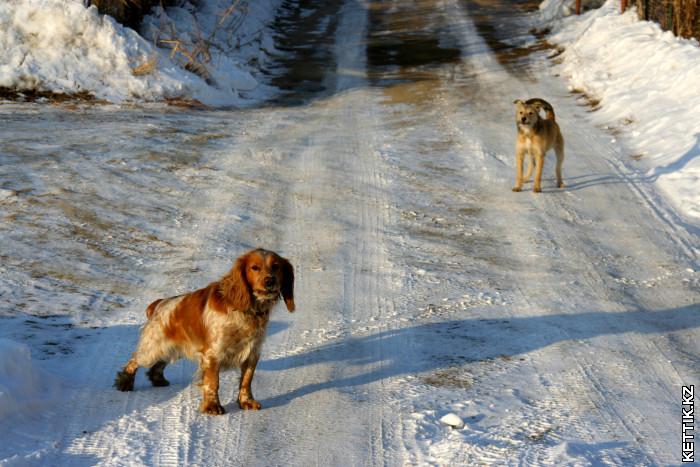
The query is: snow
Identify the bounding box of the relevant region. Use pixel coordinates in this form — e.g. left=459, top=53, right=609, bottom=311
left=0, top=0, right=281, bottom=105
left=0, top=339, right=60, bottom=419
left=540, top=0, right=700, bottom=220
left=0, top=0, right=698, bottom=465
left=140, top=0, right=282, bottom=104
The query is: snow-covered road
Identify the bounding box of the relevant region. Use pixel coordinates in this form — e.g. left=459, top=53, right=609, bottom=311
left=1, top=0, right=698, bottom=465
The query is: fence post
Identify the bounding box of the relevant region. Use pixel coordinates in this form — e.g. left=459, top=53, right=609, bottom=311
left=576, top=0, right=581, bottom=14
left=621, top=0, right=628, bottom=12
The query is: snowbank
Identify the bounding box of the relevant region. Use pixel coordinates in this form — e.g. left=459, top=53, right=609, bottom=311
left=541, top=0, right=700, bottom=220
left=0, top=0, right=280, bottom=105
left=0, top=0, right=189, bottom=102
left=0, top=339, right=60, bottom=419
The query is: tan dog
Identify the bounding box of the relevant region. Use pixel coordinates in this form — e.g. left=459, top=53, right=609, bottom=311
left=114, top=249, right=295, bottom=415
left=512, top=98, right=564, bottom=193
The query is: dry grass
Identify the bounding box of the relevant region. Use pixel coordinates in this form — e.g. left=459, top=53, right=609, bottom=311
left=91, top=1, right=253, bottom=86
left=422, top=366, right=474, bottom=389
left=163, top=96, right=208, bottom=109
left=218, top=0, right=243, bottom=26
left=158, top=38, right=213, bottom=82
left=0, top=87, right=100, bottom=103
left=131, top=54, right=158, bottom=76
left=570, top=87, right=601, bottom=112
left=150, top=1, right=251, bottom=83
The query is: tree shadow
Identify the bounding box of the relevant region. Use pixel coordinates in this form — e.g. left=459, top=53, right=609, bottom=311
left=258, top=304, right=700, bottom=408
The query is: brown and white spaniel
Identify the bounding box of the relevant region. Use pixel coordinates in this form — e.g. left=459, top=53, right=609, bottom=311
left=114, top=249, right=295, bottom=415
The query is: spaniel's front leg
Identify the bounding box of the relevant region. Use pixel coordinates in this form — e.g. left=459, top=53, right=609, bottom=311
left=238, top=355, right=261, bottom=410
left=200, top=356, right=225, bottom=415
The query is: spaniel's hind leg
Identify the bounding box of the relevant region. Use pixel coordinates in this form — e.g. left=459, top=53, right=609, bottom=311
left=114, top=357, right=139, bottom=391
left=115, top=352, right=171, bottom=391
left=115, top=320, right=173, bottom=391
left=146, top=360, right=170, bottom=387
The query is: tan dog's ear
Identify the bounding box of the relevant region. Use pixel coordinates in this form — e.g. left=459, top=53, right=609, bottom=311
left=513, top=99, right=524, bottom=106
left=221, top=254, right=253, bottom=311
left=280, top=257, right=295, bottom=312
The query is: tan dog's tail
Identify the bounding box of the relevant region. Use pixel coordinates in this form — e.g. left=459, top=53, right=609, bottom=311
left=525, top=98, right=555, bottom=121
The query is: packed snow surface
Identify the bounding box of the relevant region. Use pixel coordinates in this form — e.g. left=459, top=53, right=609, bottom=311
left=0, top=0, right=280, bottom=105
left=541, top=0, right=700, bottom=220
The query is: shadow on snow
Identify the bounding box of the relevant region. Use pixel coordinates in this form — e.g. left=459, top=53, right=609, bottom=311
left=258, top=304, right=700, bottom=407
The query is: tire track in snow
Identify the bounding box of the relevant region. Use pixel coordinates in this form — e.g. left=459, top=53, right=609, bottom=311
left=30, top=117, right=235, bottom=465
left=219, top=95, right=403, bottom=465
left=50, top=112, right=287, bottom=466
left=3, top=1, right=698, bottom=465
left=369, top=1, right=699, bottom=464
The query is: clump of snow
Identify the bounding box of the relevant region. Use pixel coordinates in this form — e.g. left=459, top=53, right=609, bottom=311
left=542, top=0, right=700, bottom=220
left=0, top=0, right=281, bottom=106
left=0, top=339, right=60, bottom=419
left=439, top=413, right=465, bottom=429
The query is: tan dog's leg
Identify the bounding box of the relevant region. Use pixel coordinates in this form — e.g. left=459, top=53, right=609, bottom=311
left=238, top=355, right=262, bottom=410
left=555, top=136, right=565, bottom=188
left=200, top=356, right=225, bottom=415
left=533, top=150, right=545, bottom=193
left=512, top=146, right=525, bottom=192
left=524, top=152, right=535, bottom=182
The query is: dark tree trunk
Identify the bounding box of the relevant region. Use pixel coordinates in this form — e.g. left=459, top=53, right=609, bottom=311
left=86, top=1, right=178, bottom=30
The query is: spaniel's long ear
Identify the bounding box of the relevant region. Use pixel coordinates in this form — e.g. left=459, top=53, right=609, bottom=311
left=280, top=257, right=295, bottom=312
left=221, top=254, right=252, bottom=311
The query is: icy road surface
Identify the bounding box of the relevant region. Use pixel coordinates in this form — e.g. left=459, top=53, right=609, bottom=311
left=1, top=0, right=698, bottom=465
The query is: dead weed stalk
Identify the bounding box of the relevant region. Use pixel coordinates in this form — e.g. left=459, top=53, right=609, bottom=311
left=151, top=0, right=250, bottom=83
